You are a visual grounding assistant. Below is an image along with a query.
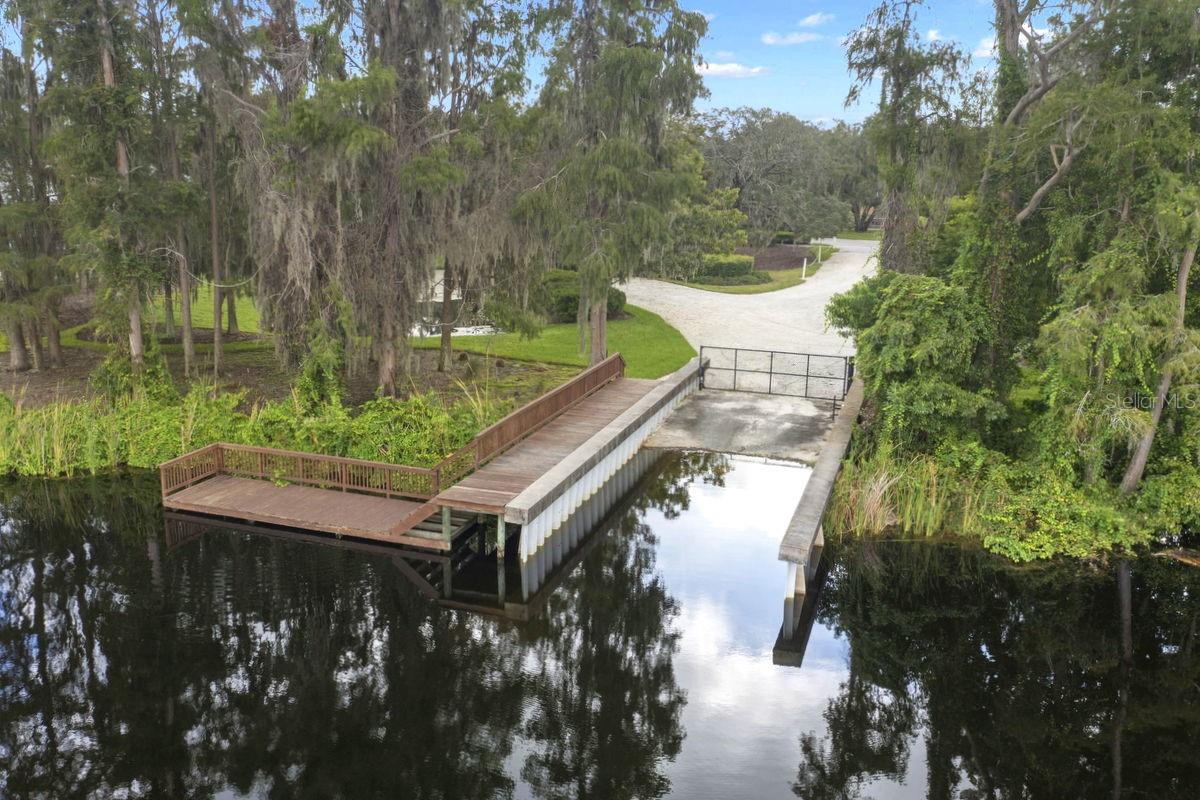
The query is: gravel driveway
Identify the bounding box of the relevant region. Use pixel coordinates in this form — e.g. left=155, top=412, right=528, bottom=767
left=621, top=237, right=877, bottom=357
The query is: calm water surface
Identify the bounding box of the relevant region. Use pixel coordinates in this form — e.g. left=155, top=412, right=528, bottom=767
left=1, top=451, right=1198, bottom=799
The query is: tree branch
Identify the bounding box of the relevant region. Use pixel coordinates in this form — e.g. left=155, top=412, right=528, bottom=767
left=1015, top=141, right=1082, bottom=224
left=1005, top=75, right=1060, bottom=126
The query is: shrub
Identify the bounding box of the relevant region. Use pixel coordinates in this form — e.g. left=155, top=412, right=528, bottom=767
left=692, top=271, right=772, bottom=286
left=0, top=382, right=509, bottom=478
left=697, top=253, right=755, bottom=278
left=535, top=269, right=626, bottom=323
left=829, top=272, right=1003, bottom=450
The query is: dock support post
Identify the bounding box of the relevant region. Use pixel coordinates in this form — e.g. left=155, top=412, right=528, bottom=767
left=442, top=561, right=453, bottom=599
left=442, top=506, right=452, bottom=542
left=496, top=515, right=507, bottom=604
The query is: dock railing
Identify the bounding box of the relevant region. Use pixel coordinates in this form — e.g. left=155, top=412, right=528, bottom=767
left=160, top=353, right=627, bottom=503
left=160, top=443, right=439, bottom=501
left=433, top=353, right=625, bottom=488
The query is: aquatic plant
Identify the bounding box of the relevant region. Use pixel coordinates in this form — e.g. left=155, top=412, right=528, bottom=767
left=0, top=381, right=508, bottom=478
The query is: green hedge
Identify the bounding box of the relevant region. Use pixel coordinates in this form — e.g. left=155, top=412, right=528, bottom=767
left=697, top=253, right=755, bottom=278
left=692, top=271, right=772, bottom=286
left=536, top=269, right=627, bottom=323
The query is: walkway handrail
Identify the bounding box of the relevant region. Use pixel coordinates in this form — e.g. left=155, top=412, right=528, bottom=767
left=433, top=353, right=626, bottom=489
left=160, top=353, right=627, bottom=502
left=161, top=443, right=438, bottom=501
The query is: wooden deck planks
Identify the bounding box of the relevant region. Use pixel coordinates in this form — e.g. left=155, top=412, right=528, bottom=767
left=158, top=372, right=660, bottom=544
left=164, top=475, right=450, bottom=550
left=434, top=377, right=657, bottom=512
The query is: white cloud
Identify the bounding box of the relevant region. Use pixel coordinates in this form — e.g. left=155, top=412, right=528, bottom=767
left=798, top=12, right=834, bottom=27
left=761, top=31, right=822, bottom=45
left=714, top=49, right=736, bottom=60
left=700, top=61, right=770, bottom=78
left=926, top=28, right=943, bottom=42
left=973, top=35, right=996, bottom=58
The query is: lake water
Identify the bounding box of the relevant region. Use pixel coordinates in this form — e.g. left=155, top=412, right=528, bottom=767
left=1, top=451, right=1197, bottom=799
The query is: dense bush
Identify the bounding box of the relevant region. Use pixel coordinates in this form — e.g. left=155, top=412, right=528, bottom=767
left=535, top=269, right=627, bottom=323
left=827, top=439, right=1145, bottom=561
left=0, top=386, right=506, bottom=478
left=697, top=253, right=755, bottom=278
left=828, top=272, right=1003, bottom=451
left=692, top=271, right=772, bottom=286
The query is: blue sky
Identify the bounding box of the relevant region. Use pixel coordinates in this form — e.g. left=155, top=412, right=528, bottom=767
left=692, top=0, right=997, bottom=124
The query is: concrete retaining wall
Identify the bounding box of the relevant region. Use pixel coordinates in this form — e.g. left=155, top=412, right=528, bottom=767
left=510, top=357, right=702, bottom=562
left=778, top=377, right=864, bottom=575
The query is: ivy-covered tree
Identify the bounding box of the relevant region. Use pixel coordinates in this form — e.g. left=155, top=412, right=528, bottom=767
left=831, top=0, right=1200, bottom=558
left=0, top=0, right=69, bottom=372
left=522, top=0, right=706, bottom=364
left=845, top=0, right=967, bottom=274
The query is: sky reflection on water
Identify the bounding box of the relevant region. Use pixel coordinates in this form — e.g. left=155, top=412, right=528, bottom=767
left=1, top=451, right=1198, bottom=799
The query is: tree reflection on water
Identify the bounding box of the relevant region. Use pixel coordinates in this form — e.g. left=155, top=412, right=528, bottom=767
left=4, top=459, right=1197, bottom=800
left=794, top=540, right=1200, bottom=800
left=0, top=455, right=729, bottom=799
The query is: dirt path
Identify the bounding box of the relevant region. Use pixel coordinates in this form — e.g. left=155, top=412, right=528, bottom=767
left=621, top=236, right=877, bottom=356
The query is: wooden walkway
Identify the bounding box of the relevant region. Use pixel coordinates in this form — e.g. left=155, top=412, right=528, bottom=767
left=434, top=378, right=655, bottom=513
left=159, top=354, right=653, bottom=550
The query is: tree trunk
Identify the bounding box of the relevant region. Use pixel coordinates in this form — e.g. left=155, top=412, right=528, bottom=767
left=46, top=319, right=63, bottom=368
left=96, top=0, right=142, bottom=368
left=128, top=298, right=144, bottom=367
left=588, top=289, right=608, bottom=365
left=167, top=131, right=194, bottom=374
left=1120, top=241, right=1196, bottom=495
left=378, top=319, right=397, bottom=397
left=226, top=289, right=239, bottom=335
left=176, top=232, right=194, bottom=375
left=881, top=188, right=916, bottom=273
left=577, top=293, right=588, bottom=356
left=853, top=204, right=875, bottom=232
left=163, top=281, right=176, bottom=336
left=23, top=319, right=44, bottom=371
left=207, top=121, right=223, bottom=377
left=6, top=321, right=31, bottom=371
left=438, top=263, right=454, bottom=372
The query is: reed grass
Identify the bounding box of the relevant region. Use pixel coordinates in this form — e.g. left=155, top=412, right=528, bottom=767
left=827, top=445, right=992, bottom=540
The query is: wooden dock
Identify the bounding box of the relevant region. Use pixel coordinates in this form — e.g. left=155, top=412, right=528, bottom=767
left=159, top=354, right=696, bottom=555
left=164, top=475, right=447, bottom=549
left=434, top=378, right=656, bottom=514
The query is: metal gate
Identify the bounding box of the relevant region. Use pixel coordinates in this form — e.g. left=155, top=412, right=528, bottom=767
left=699, top=346, right=854, bottom=401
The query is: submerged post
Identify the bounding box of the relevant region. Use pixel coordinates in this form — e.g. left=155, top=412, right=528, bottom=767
left=496, top=515, right=507, bottom=604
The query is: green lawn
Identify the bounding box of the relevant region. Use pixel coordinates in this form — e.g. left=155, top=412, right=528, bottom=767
left=412, top=304, right=695, bottom=379
left=8, top=294, right=696, bottom=380
left=2, top=284, right=260, bottom=354
left=837, top=229, right=882, bottom=240
left=677, top=263, right=824, bottom=295
left=151, top=282, right=262, bottom=333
